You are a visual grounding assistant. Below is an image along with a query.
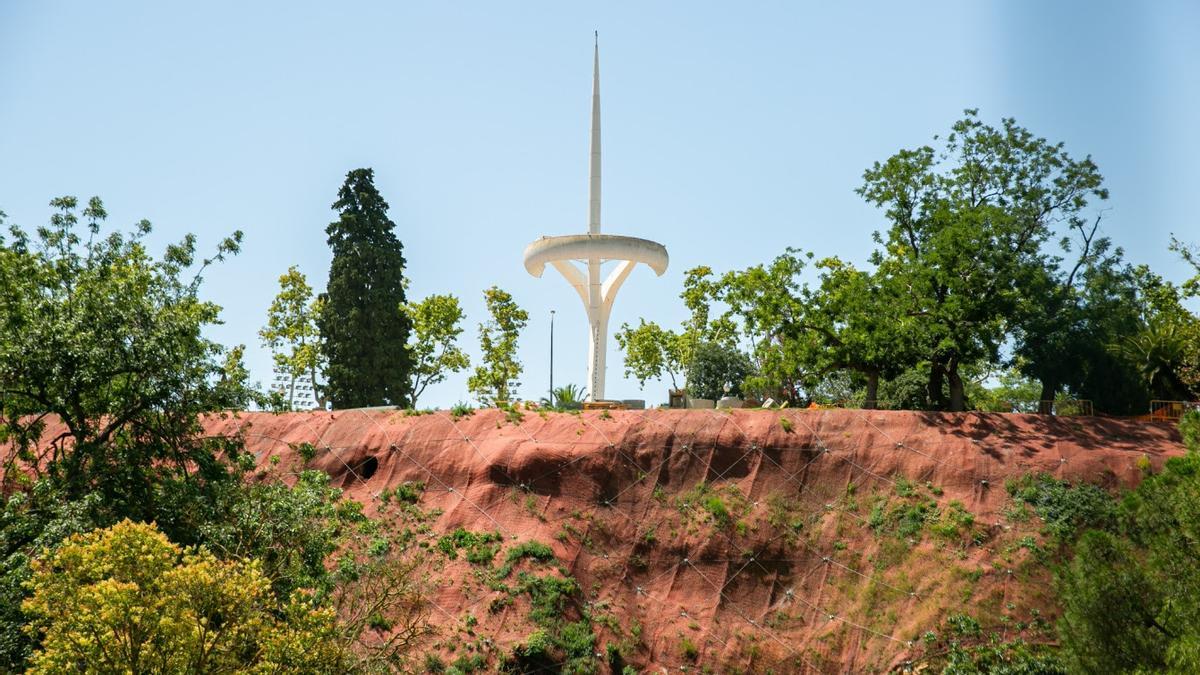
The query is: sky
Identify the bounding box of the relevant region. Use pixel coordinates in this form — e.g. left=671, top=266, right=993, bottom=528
left=2, top=1, right=1198, bottom=409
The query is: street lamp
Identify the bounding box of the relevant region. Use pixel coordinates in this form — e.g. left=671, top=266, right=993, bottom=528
left=549, top=310, right=556, bottom=408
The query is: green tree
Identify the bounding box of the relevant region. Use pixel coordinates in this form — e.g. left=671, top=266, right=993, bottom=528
left=1057, top=412, right=1200, bottom=671
left=717, top=251, right=917, bottom=407
left=259, top=266, right=326, bottom=409
left=714, top=250, right=812, bottom=402
left=685, top=341, right=753, bottom=400
left=1011, top=214, right=1127, bottom=413
left=319, top=168, right=414, bottom=409
left=1173, top=235, right=1200, bottom=299
left=468, top=286, right=528, bottom=406
left=1107, top=267, right=1200, bottom=403
left=616, top=267, right=741, bottom=395
left=22, top=520, right=350, bottom=674
left=972, top=367, right=1040, bottom=412
left=614, top=320, right=685, bottom=390
left=858, top=110, right=1107, bottom=411
left=405, top=294, right=470, bottom=408
left=0, top=197, right=248, bottom=666
left=0, top=196, right=244, bottom=528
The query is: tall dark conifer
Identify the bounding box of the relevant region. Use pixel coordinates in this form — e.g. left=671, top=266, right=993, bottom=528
left=318, top=168, right=413, bottom=408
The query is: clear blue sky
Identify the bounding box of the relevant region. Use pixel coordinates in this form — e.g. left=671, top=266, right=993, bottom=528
left=2, top=1, right=1197, bottom=408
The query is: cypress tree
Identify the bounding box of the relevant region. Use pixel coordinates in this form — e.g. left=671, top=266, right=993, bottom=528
left=318, top=168, right=413, bottom=408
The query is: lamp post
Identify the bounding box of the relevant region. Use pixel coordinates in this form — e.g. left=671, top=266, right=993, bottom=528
left=549, top=310, right=556, bottom=408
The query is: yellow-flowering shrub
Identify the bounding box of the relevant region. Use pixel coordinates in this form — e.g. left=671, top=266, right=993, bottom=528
left=22, top=520, right=349, bottom=674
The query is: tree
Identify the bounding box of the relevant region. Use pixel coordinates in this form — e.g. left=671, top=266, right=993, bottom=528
left=405, top=294, right=470, bottom=408
left=614, top=320, right=685, bottom=390
left=22, top=520, right=350, bottom=673
left=858, top=110, right=1107, bottom=411
left=319, top=168, right=414, bottom=409
left=716, top=250, right=917, bottom=407
left=0, top=197, right=249, bottom=666
left=468, top=286, right=528, bottom=406
left=715, top=250, right=812, bottom=403
left=973, top=367, right=1042, bottom=412
left=1173, top=235, right=1200, bottom=299
left=685, top=342, right=753, bottom=400
left=1116, top=316, right=1199, bottom=402
left=1011, top=214, right=1123, bottom=413
left=1103, top=266, right=1200, bottom=403
left=260, top=266, right=326, bottom=409
left=0, top=196, right=245, bottom=526
left=1057, top=412, right=1200, bottom=671
left=616, top=267, right=741, bottom=395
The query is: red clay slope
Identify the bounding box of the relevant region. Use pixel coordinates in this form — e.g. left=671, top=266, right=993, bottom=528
left=208, top=408, right=1183, bottom=672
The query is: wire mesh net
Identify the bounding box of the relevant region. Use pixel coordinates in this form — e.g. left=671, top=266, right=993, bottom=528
left=217, top=405, right=1179, bottom=672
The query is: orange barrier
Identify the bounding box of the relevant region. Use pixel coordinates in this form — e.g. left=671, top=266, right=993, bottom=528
left=1148, top=400, right=1200, bottom=421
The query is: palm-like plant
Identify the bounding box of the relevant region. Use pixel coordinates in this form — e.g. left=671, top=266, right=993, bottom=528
left=540, top=383, right=587, bottom=410
left=1115, top=318, right=1196, bottom=401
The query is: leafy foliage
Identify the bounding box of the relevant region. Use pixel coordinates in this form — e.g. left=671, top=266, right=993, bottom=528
left=1056, top=411, right=1200, bottom=671
left=319, top=168, right=414, bottom=408
left=858, top=110, right=1108, bottom=411
left=614, top=319, right=685, bottom=389
left=260, top=265, right=326, bottom=409
left=405, top=293, right=470, bottom=407
left=468, top=286, right=528, bottom=406
left=0, top=196, right=245, bottom=534
left=685, top=341, right=753, bottom=400
left=1005, top=473, right=1117, bottom=542
left=22, top=520, right=349, bottom=673
left=542, top=383, right=587, bottom=410
left=616, top=267, right=742, bottom=395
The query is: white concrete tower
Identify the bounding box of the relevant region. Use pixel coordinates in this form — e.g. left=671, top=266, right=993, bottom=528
left=523, top=34, right=669, bottom=402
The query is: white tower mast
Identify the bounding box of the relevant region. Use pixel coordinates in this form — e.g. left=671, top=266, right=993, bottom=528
left=523, top=34, right=669, bottom=402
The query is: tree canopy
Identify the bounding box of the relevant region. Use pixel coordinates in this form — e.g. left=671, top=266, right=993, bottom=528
left=260, top=265, right=326, bottom=410
left=0, top=196, right=245, bottom=526
left=467, top=286, right=528, bottom=406
left=857, top=110, right=1108, bottom=411
left=405, top=293, right=470, bottom=408
left=319, top=168, right=414, bottom=409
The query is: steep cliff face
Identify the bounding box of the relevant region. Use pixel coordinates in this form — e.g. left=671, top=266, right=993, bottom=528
left=210, top=408, right=1180, bottom=672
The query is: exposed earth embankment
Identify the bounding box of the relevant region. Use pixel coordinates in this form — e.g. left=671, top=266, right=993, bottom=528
left=206, top=408, right=1181, bottom=672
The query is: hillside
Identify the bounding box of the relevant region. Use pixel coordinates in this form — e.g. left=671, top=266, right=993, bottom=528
left=208, top=408, right=1183, bottom=673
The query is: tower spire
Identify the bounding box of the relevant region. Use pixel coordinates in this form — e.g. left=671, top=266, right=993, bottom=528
left=523, top=35, right=669, bottom=403
left=588, top=32, right=601, bottom=235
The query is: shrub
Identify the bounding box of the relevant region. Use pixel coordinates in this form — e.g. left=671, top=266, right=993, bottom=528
left=1005, top=473, right=1117, bottom=541
left=680, top=637, right=700, bottom=661
left=22, top=520, right=349, bottom=672
left=437, top=528, right=503, bottom=564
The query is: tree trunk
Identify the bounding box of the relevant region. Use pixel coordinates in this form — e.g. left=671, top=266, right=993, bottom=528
left=1038, top=380, right=1057, bottom=415
left=864, top=371, right=880, bottom=410
left=310, top=363, right=327, bottom=410
left=928, top=360, right=947, bottom=410
left=947, top=363, right=965, bottom=412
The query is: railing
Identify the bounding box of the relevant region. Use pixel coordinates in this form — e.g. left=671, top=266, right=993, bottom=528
left=1149, top=400, right=1200, bottom=421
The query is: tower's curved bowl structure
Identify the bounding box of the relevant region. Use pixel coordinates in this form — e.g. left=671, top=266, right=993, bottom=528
left=523, top=234, right=669, bottom=278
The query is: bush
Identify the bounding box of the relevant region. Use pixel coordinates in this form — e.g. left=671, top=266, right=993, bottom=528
left=1005, top=474, right=1117, bottom=541
left=686, top=342, right=753, bottom=400
left=22, top=520, right=349, bottom=673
